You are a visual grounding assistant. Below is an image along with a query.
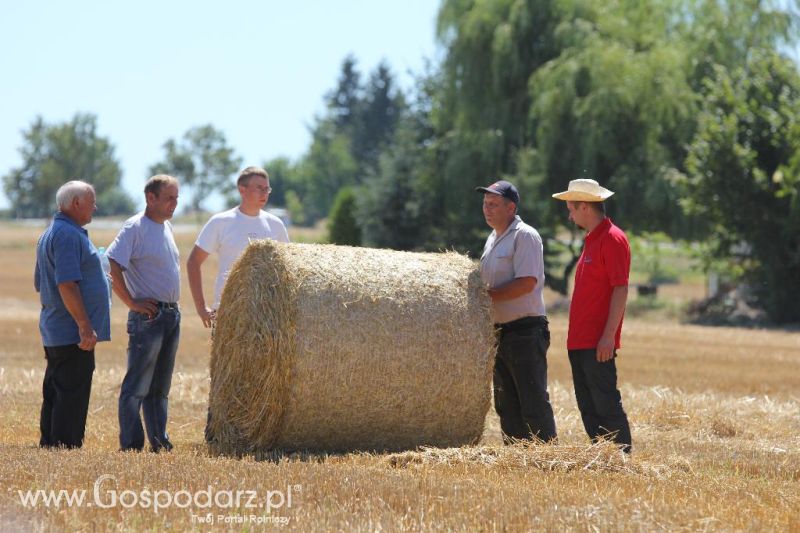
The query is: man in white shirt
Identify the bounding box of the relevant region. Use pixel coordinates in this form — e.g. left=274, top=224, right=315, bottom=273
left=477, top=180, right=557, bottom=443
left=189, top=167, right=288, bottom=443
left=187, top=166, right=289, bottom=328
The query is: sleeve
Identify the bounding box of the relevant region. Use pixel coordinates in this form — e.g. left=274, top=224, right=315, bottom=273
left=195, top=217, right=220, bottom=253
left=278, top=221, right=290, bottom=243
left=106, top=223, right=134, bottom=270
left=52, top=230, right=83, bottom=285
left=603, top=232, right=631, bottom=287
left=512, top=230, right=542, bottom=282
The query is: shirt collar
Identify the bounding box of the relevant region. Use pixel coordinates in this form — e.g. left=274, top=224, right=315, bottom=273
left=585, top=217, right=612, bottom=244
left=493, top=215, right=522, bottom=242
left=54, top=211, right=88, bottom=235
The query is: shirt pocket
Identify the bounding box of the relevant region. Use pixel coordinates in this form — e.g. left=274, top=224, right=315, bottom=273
left=494, top=254, right=514, bottom=279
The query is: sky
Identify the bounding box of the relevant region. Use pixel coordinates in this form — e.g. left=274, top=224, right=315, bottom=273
left=0, top=0, right=442, bottom=210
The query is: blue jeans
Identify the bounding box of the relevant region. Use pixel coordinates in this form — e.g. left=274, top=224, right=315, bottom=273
left=119, top=306, right=180, bottom=451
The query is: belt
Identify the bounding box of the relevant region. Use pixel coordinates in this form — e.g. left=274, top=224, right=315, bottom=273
left=495, top=315, right=547, bottom=332
left=156, top=301, right=179, bottom=310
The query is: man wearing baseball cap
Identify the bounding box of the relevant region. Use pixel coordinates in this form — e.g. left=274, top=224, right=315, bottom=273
left=553, top=178, right=632, bottom=453
left=476, top=180, right=557, bottom=444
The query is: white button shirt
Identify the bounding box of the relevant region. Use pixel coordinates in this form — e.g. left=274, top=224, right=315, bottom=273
left=479, top=215, right=546, bottom=324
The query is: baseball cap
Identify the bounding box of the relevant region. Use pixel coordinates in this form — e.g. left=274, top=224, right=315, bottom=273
left=475, top=180, right=520, bottom=205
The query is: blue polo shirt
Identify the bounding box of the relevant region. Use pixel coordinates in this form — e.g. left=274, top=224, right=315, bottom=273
left=35, top=212, right=111, bottom=347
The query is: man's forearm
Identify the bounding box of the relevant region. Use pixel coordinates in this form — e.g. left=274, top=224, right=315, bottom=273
left=488, top=276, right=536, bottom=302
left=57, top=281, right=91, bottom=328
left=109, top=259, right=158, bottom=317
left=187, top=258, right=206, bottom=312
left=601, top=285, right=629, bottom=339
left=109, top=259, right=135, bottom=308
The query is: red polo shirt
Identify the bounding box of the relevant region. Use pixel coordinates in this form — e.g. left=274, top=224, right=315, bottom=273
left=568, top=218, right=630, bottom=350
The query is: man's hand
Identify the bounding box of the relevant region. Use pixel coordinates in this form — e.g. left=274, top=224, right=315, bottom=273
left=129, top=298, right=159, bottom=318
left=57, top=281, right=97, bottom=351
left=596, top=335, right=615, bottom=362
left=487, top=276, right=536, bottom=303
left=597, top=285, right=628, bottom=362
left=109, top=259, right=158, bottom=317
left=197, top=306, right=216, bottom=328
left=77, top=320, right=98, bottom=351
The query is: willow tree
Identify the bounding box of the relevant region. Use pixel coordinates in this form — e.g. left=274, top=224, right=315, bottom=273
left=430, top=0, right=563, bottom=252
left=426, top=0, right=798, bottom=293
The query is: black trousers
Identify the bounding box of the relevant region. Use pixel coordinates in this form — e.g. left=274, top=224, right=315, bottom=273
left=493, top=316, right=557, bottom=443
left=568, top=349, right=632, bottom=452
left=40, top=344, right=95, bottom=449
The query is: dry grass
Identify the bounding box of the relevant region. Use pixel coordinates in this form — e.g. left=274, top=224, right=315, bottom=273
left=386, top=441, right=673, bottom=478
left=0, top=221, right=798, bottom=531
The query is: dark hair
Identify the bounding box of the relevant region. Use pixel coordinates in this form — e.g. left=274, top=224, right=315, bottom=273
left=591, top=201, right=606, bottom=215
left=144, top=174, right=178, bottom=196
left=574, top=200, right=605, bottom=215
left=237, top=166, right=269, bottom=188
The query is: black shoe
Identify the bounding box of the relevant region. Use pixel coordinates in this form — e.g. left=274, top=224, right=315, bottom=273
left=150, top=439, right=174, bottom=453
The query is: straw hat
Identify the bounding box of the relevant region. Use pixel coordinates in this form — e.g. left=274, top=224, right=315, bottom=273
left=552, top=179, right=614, bottom=202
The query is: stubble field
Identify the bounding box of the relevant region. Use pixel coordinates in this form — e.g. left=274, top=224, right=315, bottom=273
left=0, top=221, right=798, bottom=531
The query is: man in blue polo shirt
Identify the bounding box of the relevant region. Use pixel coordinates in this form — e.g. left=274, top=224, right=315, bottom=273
left=35, top=180, right=111, bottom=448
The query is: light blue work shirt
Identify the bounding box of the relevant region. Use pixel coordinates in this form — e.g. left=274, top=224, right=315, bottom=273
left=106, top=212, right=181, bottom=303
left=479, top=215, right=546, bottom=324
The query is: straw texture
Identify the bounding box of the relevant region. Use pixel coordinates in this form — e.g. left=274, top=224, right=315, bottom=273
left=208, top=240, right=495, bottom=455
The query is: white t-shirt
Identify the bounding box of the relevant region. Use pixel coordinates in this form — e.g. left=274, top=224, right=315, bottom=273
left=195, top=207, right=289, bottom=308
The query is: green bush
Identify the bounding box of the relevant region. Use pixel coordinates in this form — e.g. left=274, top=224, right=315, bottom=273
left=327, top=187, right=362, bottom=246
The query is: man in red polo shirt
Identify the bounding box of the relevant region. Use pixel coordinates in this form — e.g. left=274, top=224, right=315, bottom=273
left=553, top=179, right=632, bottom=452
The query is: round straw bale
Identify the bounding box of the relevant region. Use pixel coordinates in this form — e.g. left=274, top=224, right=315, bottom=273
left=208, top=240, right=494, bottom=455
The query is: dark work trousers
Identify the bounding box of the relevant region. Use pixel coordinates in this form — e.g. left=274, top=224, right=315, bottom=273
left=40, top=344, right=95, bottom=448
left=568, top=349, right=632, bottom=453
left=493, top=316, right=557, bottom=443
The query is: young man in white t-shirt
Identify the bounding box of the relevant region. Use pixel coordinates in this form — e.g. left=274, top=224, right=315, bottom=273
left=187, top=166, right=289, bottom=328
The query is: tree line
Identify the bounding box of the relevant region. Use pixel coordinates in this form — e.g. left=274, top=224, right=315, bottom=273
left=3, top=0, right=799, bottom=322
